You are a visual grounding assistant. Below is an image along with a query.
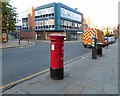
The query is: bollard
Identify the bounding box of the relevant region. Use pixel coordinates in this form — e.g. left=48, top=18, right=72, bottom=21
left=97, top=43, right=103, bottom=56
left=49, top=34, right=65, bottom=80
left=92, top=34, right=97, bottom=59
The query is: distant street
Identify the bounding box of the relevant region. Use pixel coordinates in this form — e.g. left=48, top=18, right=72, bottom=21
left=2, top=40, right=91, bottom=86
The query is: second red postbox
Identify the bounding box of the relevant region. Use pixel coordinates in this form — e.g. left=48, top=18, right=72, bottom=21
left=49, top=34, right=65, bottom=80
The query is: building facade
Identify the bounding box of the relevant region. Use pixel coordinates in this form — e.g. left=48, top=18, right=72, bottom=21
left=21, top=6, right=36, bottom=39
left=22, top=3, right=83, bottom=40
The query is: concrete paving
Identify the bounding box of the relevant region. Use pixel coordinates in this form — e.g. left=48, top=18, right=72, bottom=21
left=0, top=39, right=34, bottom=49
left=2, top=40, right=118, bottom=94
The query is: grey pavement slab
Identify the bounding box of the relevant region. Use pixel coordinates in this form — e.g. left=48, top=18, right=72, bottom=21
left=103, top=83, right=118, bottom=94
left=3, top=81, right=29, bottom=94
left=0, top=40, right=34, bottom=49
left=81, top=87, right=105, bottom=94
left=2, top=41, right=118, bottom=94
left=63, top=83, right=83, bottom=94
left=22, top=82, right=65, bottom=94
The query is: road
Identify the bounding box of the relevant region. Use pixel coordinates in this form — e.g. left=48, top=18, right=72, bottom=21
left=2, top=40, right=91, bottom=86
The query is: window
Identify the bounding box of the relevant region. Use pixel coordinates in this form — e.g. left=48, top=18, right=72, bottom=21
left=35, top=19, right=54, bottom=30
left=48, top=19, right=54, bottom=25
left=52, top=25, right=54, bottom=28
left=38, top=26, right=40, bottom=29
left=49, top=7, right=54, bottom=13
left=39, top=10, right=42, bottom=16
left=45, top=20, right=48, bottom=25
left=46, top=14, right=48, bottom=17
left=35, top=11, right=37, bottom=16
left=43, top=15, right=45, bottom=18
left=61, top=20, right=64, bottom=25
left=51, top=13, right=54, bottom=16
left=35, top=7, right=54, bottom=19
left=64, top=20, right=67, bottom=26
left=75, top=23, right=77, bottom=27
left=46, top=25, right=48, bottom=28
left=68, top=21, right=71, bottom=26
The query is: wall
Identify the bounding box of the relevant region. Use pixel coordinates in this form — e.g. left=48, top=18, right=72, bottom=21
left=20, top=31, right=36, bottom=39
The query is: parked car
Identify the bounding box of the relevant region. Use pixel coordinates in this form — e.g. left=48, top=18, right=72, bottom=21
left=103, top=37, right=109, bottom=47
left=106, top=36, right=116, bottom=44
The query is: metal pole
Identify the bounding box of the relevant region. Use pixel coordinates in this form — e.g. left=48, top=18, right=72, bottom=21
left=19, top=26, right=21, bottom=45
left=118, top=24, right=119, bottom=39
left=28, top=32, right=29, bottom=43
left=18, top=19, right=21, bottom=45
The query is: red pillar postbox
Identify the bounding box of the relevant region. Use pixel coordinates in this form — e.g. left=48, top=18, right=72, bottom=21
left=49, top=34, right=65, bottom=80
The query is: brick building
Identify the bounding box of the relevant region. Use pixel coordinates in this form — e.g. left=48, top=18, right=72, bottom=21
left=21, top=6, right=36, bottom=39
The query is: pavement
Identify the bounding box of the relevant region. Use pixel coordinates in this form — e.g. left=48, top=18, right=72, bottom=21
left=1, top=40, right=118, bottom=94
left=0, top=39, right=34, bottom=49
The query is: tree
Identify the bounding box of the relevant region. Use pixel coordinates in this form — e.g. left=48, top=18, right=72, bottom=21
left=0, top=2, right=2, bottom=42
left=2, top=1, right=17, bottom=42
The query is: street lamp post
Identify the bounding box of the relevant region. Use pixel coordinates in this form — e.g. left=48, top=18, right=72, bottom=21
left=18, top=19, right=21, bottom=45
left=28, top=32, right=29, bottom=44
left=19, top=27, right=21, bottom=45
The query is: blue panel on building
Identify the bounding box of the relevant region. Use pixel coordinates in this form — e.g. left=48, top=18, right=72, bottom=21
left=58, top=3, right=83, bottom=15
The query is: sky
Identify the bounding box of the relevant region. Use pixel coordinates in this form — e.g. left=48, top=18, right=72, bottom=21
left=10, top=0, right=119, bottom=27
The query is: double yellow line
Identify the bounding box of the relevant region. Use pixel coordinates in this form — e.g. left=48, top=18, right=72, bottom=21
left=0, top=68, right=49, bottom=89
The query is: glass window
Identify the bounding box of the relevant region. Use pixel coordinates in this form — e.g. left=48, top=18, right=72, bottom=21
left=35, top=11, right=37, bottom=16
left=44, top=8, right=47, bottom=15
left=46, top=25, right=48, bottom=28
left=46, top=14, right=48, bottom=17
left=44, top=20, right=46, bottom=25
left=46, top=20, right=48, bottom=25
left=39, top=21, right=41, bottom=26
left=70, top=21, right=72, bottom=26
left=35, top=7, right=54, bottom=19
left=68, top=21, right=71, bottom=26
left=50, top=7, right=54, bottom=13
left=43, top=15, right=45, bottom=18
left=47, top=8, right=49, bottom=14
left=22, top=22, right=28, bottom=27
left=48, top=8, right=51, bottom=14
left=43, top=20, right=45, bottom=26
left=39, top=10, right=42, bottom=16
left=72, top=22, right=75, bottom=27
left=38, top=21, right=41, bottom=26
left=41, top=9, right=43, bottom=16
left=61, top=20, right=64, bottom=25
left=38, top=10, right=40, bottom=16
left=64, top=20, right=67, bottom=26
left=51, top=13, right=54, bottom=16
left=48, top=19, right=54, bottom=25
left=35, top=21, right=37, bottom=26
left=52, top=25, right=54, bottom=28
left=49, top=25, right=52, bottom=28
left=75, top=23, right=77, bottom=27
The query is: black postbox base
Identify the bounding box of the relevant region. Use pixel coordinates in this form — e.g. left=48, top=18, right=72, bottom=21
left=97, top=48, right=102, bottom=56
left=92, top=47, right=97, bottom=59
left=50, top=67, right=64, bottom=80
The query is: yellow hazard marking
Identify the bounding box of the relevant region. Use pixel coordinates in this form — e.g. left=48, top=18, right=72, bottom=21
left=0, top=68, right=50, bottom=89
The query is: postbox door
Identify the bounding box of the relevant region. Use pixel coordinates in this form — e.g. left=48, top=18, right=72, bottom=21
left=50, top=43, right=64, bottom=69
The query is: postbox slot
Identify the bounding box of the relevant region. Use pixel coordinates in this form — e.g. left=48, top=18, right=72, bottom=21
left=51, top=40, right=56, bottom=42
